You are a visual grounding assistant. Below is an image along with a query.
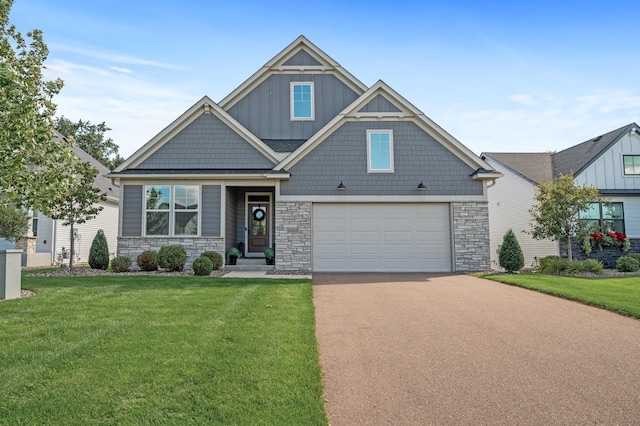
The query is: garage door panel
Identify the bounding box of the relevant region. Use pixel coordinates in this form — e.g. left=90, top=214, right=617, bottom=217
left=313, top=203, right=451, bottom=272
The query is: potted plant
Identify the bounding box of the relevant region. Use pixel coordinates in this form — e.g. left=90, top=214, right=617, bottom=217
left=264, top=247, right=275, bottom=265
left=226, top=247, right=240, bottom=265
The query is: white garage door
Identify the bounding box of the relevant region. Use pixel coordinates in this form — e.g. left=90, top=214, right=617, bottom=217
left=313, top=203, right=452, bottom=272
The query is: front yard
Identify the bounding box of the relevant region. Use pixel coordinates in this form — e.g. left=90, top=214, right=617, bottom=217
left=0, top=274, right=327, bottom=425
left=482, top=273, right=640, bottom=319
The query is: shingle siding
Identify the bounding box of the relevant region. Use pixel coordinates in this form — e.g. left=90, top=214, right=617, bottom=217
left=122, top=185, right=142, bottom=237
left=281, top=121, right=483, bottom=196
left=226, top=74, right=359, bottom=141
left=136, top=114, right=275, bottom=169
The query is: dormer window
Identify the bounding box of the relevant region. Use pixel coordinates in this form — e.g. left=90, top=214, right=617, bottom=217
left=290, top=82, right=314, bottom=120
left=623, top=155, right=640, bottom=175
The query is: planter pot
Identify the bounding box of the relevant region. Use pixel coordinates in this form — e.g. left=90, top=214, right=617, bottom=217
left=228, top=255, right=238, bottom=265
left=266, top=258, right=275, bottom=265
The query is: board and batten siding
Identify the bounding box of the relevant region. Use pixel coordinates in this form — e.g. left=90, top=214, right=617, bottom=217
left=201, top=185, right=221, bottom=237
left=485, top=158, right=558, bottom=269
left=607, top=196, right=640, bottom=238
left=226, top=74, right=360, bottom=142
left=574, top=131, right=640, bottom=190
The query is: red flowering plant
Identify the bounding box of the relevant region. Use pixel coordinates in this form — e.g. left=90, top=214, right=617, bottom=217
left=582, top=230, right=630, bottom=255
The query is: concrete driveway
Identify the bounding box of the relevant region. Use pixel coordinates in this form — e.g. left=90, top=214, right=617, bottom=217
left=313, top=273, right=640, bottom=425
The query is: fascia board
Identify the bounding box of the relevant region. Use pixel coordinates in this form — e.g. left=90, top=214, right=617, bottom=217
left=108, top=173, right=290, bottom=180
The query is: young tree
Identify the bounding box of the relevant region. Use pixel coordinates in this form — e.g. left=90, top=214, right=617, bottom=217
left=529, top=173, right=603, bottom=260
left=0, top=0, right=74, bottom=208
left=38, top=161, right=107, bottom=268
left=54, top=116, right=125, bottom=170
left=0, top=203, right=29, bottom=242
left=88, top=229, right=110, bottom=270
left=499, top=229, right=524, bottom=273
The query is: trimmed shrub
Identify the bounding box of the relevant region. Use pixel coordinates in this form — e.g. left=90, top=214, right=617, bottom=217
left=499, top=229, right=524, bottom=273
left=201, top=251, right=223, bottom=270
left=157, top=245, right=187, bottom=272
left=626, top=253, right=640, bottom=263
left=88, top=229, right=110, bottom=270
left=193, top=256, right=214, bottom=276
left=110, top=256, right=132, bottom=273
left=137, top=250, right=158, bottom=271
left=616, top=255, right=640, bottom=272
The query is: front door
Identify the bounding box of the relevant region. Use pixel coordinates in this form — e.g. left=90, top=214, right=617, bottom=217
left=248, top=203, right=269, bottom=254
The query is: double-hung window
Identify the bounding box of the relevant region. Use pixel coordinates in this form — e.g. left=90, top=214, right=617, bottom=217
left=623, top=155, right=640, bottom=175
left=31, top=211, right=38, bottom=237
left=367, top=130, right=394, bottom=173
left=580, top=202, right=625, bottom=233
left=290, top=82, right=314, bottom=120
left=145, top=185, right=199, bottom=236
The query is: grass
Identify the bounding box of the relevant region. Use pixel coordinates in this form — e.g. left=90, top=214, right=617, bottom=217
left=482, top=273, right=640, bottom=319
left=0, top=274, right=328, bottom=425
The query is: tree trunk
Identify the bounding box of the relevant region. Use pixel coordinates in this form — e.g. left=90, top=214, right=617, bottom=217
left=566, top=235, right=573, bottom=261
left=69, top=221, right=75, bottom=269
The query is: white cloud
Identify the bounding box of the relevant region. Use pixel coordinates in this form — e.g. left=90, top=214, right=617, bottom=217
left=508, top=94, right=537, bottom=106
left=50, top=43, right=184, bottom=70
left=108, top=66, right=134, bottom=74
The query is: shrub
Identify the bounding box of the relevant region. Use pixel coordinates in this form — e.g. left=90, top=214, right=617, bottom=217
left=201, top=251, right=223, bottom=270
left=88, top=229, right=110, bottom=270
left=110, top=256, right=132, bottom=273
left=137, top=250, right=158, bottom=271
left=616, top=255, right=640, bottom=272
left=565, top=259, right=603, bottom=274
left=193, top=256, right=214, bottom=276
left=157, top=245, right=187, bottom=272
left=499, top=229, right=524, bottom=273
left=226, top=247, right=240, bottom=257
left=538, top=256, right=603, bottom=275
left=264, top=247, right=275, bottom=260
left=626, top=253, right=640, bottom=263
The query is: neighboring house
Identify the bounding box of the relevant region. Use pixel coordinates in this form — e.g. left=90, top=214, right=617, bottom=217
left=109, top=36, right=500, bottom=272
left=0, top=131, right=120, bottom=266
left=483, top=123, right=640, bottom=269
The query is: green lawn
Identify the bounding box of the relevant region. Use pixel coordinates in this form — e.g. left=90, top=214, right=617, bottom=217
left=0, top=274, right=328, bottom=425
left=482, top=273, right=640, bottom=318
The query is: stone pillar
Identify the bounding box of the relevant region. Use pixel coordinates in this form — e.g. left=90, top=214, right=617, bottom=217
left=15, top=236, right=36, bottom=254
left=0, top=250, right=22, bottom=300
left=452, top=202, right=491, bottom=272
left=274, top=201, right=312, bottom=271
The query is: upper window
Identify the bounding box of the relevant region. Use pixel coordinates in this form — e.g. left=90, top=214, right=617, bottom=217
left=580, top=202, right=625, bottom=233
left=145, top=185, right=199, bottom=236
left=623, top=155, right=640, bottom=175
left=31, top=211, right=38, bottom=237
left=290, top=82, right=314, bottom=120
left=367, top=130, right=394, bottom=173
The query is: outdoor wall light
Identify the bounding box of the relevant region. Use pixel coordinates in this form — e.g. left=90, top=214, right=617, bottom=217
left=337, top=181, right=347, bottom=191
left=417, top=181, right=426, bottom=191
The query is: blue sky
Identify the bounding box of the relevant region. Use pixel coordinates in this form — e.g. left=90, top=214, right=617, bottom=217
left=9, top=0, right=640, bottom=158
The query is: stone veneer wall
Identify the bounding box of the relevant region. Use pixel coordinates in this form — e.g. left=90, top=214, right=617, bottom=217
left=118, top=237, right=225, bottom=269
left=275, top=201, right=311, bottom=271
left=452, top=202, right=490, bottom=272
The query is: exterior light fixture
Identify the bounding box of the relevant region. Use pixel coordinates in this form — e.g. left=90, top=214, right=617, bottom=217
left=417, top=181, right=426, bottom=191
left=337, top=181, right=346, bottom=191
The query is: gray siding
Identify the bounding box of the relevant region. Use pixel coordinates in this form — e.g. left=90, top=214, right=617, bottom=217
left=122, top=185, right=143, bottom=237
left=136, top=114, right=275, bottom=169
left=283, top=49, right=322, bottom=66
left=201, top=185, right=221, bottom=237
left=225, top=187, right=237, bottom=251
left=226, top=74, right=359, bottom=141
left=358, top=94, right=401, bottom=113
left=280, top=121, right=483, bottom=196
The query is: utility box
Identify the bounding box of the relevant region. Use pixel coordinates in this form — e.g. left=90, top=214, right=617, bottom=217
left=0, top=249, right=22, bottom=300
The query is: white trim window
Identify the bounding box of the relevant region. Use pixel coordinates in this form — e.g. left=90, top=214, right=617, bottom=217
left=31, top=210, right=38, bottom=237
left=145, top=185, right=199, bottom=236
left=290, top=82, right=314, bottom=120
left=623, top=155, right=640, bottom=175
left=367, top=130, right=394, bottom=173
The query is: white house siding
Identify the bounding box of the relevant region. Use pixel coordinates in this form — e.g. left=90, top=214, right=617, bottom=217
left=53, top=200, right=119, bottom=264
left=574, top=131, right=640, bottom=190
left=486, top=160, right=558, bottom=269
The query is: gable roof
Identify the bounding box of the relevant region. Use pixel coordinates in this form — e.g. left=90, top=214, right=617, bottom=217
left=112, top=96, right=283, bottom=173
left=275, top=80, right=496, bottom=176
left=482, top=122, right=640, bottom=184
left=219, top=35, right=368, bottom=110
left=482, top=152, right=553, bottom=184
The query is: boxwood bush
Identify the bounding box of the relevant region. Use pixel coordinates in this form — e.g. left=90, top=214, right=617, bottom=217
left=193, top=256, right=214, bottom=276
left=137, top=250, right=158, bottom=271
left=201, top=251, right=223, bottom=270
left=110, top=256, right=132, bottom=273
left=157, top=245, right=187, bottom=272
left=616, top=255, right=640, bottom=272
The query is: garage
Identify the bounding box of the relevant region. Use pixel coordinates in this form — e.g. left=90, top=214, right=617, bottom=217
left=312, top=203, right=452, bottom=272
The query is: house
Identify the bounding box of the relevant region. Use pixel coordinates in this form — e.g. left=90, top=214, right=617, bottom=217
left=483, top=123, right=640, bottom=269
left=0, top=131, right=120, bottom=266
left=109, top=36, right=501, bottom=272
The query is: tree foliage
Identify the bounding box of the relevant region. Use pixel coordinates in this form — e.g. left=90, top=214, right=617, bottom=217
left=0, top=203, right=29, bottom=242
left=38, top=160, right=107, bottom=268
left=0, top=0, right=74, bottom=207
left=54, top=116, right=124, bottom=170
left=498, top=229, right=524, bottom=273
left=529, top=174, right=603, bottom=260
left=88, top=229, right=110, bottom=270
